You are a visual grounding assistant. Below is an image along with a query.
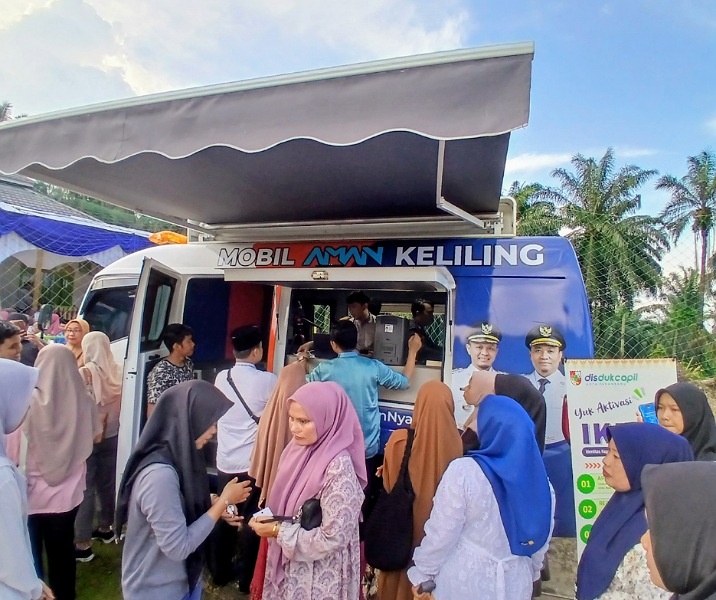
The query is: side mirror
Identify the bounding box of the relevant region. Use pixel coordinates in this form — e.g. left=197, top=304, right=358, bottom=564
left=38, top=304, right=54, bottom=332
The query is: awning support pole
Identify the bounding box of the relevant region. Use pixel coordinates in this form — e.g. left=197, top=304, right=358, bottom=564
left=434, top=139, right=487, bottom=229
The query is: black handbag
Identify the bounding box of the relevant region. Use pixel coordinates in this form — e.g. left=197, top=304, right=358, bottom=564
left=268, top=498, right=322, bottom=531
left=364, top=428, right=416, bottom=571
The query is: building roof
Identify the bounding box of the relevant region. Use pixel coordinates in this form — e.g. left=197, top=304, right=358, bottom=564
left=0, top=174, right=100, bottom=221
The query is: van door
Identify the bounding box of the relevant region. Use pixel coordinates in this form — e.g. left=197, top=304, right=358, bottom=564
left=116, top=258, right=183, bottom=485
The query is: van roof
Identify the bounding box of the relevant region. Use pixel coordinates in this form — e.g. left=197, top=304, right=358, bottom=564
left=0, top=43, right=533, bottom=237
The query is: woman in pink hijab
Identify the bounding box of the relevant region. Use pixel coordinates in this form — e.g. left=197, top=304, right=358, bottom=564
left=249, top=382, right=367, bottom=600
left=45, top=314, right=62, bottom=336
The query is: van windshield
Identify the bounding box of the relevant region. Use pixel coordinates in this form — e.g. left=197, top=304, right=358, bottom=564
left=82, top=286, right=136, bottom=342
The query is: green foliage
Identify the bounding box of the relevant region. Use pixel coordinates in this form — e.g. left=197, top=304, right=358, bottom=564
left=657, top=150, right=716, bottom=322
left=654, top=268, right=716, bottom=377
left=0, top=100, right=11, bottom=122
left=536, top=148, right=668, bottom=339
left=0, top=100, right=26, bottom=121
left=33, top=181, right=183, bottom=234
left=595, top=268, right=716, bottom=377
left=593, top=305, right=661, bottom=359
left=514, top=148, right=716, bottom=378
left=507, top=181, right=561, bottom=236
left=40, top=266, right=75, bottom=307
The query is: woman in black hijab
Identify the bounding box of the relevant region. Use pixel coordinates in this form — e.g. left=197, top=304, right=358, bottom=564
left=461, top=371, right=546, bottom=453
left=655, top=383, right=716, bottom=461
left=642, top=462, right=716, bottom=599
left=116, top=380, right=251, bottom=600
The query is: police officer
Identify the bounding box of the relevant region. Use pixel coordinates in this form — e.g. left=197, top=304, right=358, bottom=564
left=450, top=320, right=502, bottom=428
left=524, top=324, right=566, bottom=445
left=524, top=323, right=575, bottom=538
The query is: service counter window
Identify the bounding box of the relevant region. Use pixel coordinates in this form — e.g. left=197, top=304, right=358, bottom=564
left=289, top=296, right=336, bottom=353
left=288, top=289, right=446, bottom=366
left=379, top=302, right=446, bottom=348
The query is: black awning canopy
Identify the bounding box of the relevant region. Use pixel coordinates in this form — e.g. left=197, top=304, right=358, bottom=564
left=0, top=43, right=534, bottom=231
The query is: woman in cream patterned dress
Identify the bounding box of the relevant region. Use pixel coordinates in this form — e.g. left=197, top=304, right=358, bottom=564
left=250, top=382, right=366, bottom=600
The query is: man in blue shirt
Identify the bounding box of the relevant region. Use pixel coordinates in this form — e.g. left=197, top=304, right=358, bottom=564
left=301, top=320, right=422, bottom=525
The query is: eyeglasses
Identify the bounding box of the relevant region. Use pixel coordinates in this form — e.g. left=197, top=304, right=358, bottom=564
left=66, top=328, right=83, bottom=334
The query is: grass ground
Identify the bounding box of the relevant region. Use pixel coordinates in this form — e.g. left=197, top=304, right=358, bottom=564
left=75, top=537, right=575, bottom=599
left=75, top=541, right=248, bottom=600
left=75, top=543, right=122, bottom=600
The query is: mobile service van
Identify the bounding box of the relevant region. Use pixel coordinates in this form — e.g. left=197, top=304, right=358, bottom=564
left=0, top=43, right=593, bottom=536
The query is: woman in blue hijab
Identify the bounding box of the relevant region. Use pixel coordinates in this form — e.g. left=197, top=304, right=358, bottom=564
left=576, top=423, right=693, bottom=600
left=407, top=395, right=553, bottom=600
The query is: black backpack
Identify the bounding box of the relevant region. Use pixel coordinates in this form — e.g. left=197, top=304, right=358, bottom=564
left=364, top=429, right=416, bottom=571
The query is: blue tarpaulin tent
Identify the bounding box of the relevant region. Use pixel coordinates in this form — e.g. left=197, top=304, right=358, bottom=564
left=0, top=174, right=152, bottom=268
left=0, top=174, right=153, bottom=311
left=0, top=206, right=151, bottom=259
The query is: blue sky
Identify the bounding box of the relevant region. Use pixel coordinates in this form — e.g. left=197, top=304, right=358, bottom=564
left=1, top=0, right=714, bottom=218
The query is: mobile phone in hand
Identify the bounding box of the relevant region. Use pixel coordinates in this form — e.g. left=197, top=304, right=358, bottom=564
left=638, top=403, right=659, bottom=424
left=253, top=506, right=274, bottom=519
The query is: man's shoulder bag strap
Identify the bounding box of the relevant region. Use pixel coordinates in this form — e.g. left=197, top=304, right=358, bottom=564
left=226, top=368, right=260, bottom=425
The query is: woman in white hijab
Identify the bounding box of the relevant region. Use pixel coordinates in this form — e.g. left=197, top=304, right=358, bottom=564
left=24, top=344, right=99, bottom=600
left=74, top=332, right=123, bottom=559
left=0, top=358, right=54, bottom=599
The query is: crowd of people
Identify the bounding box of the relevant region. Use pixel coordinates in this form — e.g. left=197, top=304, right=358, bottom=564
left=2, top=296, right=716, bottom=600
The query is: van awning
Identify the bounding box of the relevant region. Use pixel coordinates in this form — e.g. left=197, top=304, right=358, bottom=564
left=0, top=43, right=534, bottom=234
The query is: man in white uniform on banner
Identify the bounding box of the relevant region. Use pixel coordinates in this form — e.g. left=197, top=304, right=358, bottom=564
left=524, top=323, right=575, bottom=538
left=451, top=320, right=501, bottom=428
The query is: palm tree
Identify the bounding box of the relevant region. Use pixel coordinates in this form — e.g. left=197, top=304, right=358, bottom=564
left=657, top=150, right=716, bottom=322
left=650, top=268, right=716, bottom=376
left=0, top=101, right=12, bottom=122
left=507, top=181, right=561, bottom=236
left=537, top=148, right=668, bottom=335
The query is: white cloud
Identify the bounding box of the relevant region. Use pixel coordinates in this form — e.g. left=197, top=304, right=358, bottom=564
left=706, top=117, right=716, bottom=135
left=503, top=147, right=665, bottom=190
left=0, top=0, right=134, bottom=114
left=615, top=146, right=659, bottom=158
left=249, top=0, right=470, bottom=58
left=504, top=152, right=572, bottom=175
left=0, top=0, right=56, bottom=31
left=99, top=54, right=176, bottom=97
left=1, top=0, right=472, bottom=115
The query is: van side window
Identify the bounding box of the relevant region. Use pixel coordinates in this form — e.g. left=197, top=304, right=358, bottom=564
left=140, top=272, right=176, bottom=351
left=82, top=286, right=136, bottom=342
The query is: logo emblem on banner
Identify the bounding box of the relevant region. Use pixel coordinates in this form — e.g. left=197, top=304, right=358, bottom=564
left=570, top=370, right=582, bottom=386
